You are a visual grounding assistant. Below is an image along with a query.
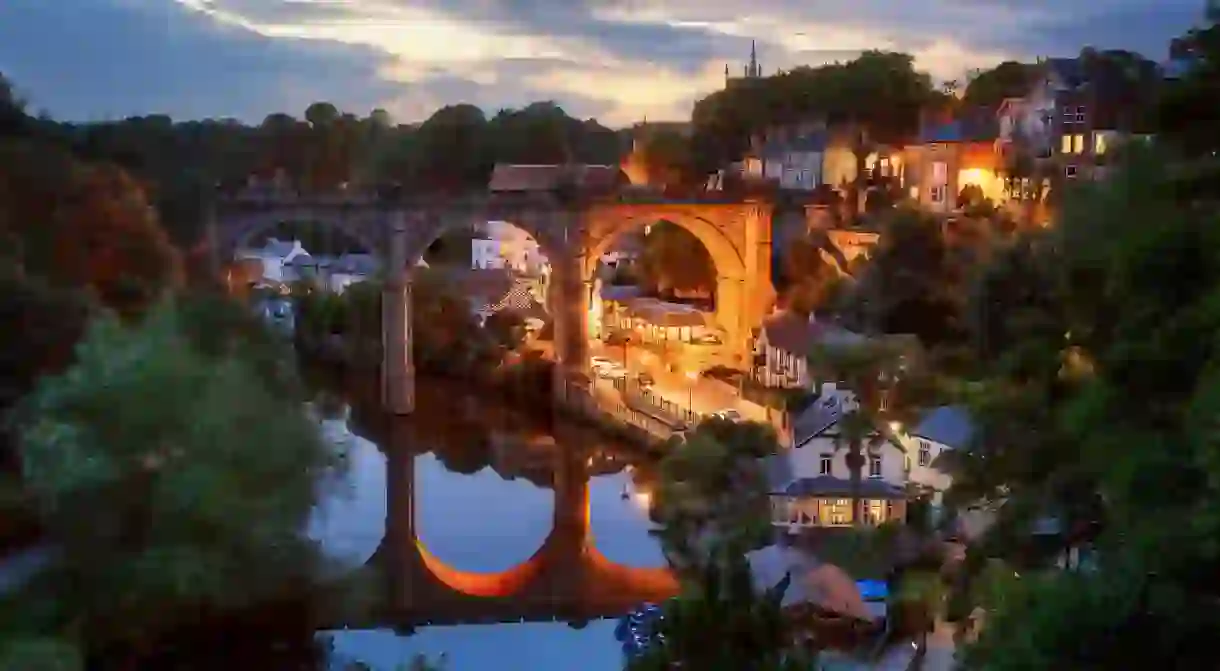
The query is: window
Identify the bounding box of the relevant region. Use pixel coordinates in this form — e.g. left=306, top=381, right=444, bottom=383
left=878, top=391, right=889, bottom=411
left=918, top=440, right=931, bottom=467
left=1065, top=164, right=1078, bottom=179
left=930, top=185, right=946, bottom=203
left=1094, top=132, right=1108, bottom=155
left=819, top=453, right=832, bottom=475
left=830, top=499, right=849, bottom=525
left=1076, top=105, right=1086, bottom=123
left=1062, top=134, right=1085, bottom=154
left=869, top=454, right=882, bottom=479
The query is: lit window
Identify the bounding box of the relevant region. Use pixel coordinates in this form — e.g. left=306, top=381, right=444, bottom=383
left=1073, top=134, right=1085, bottom=154
left=879, top=391, right=889, bottom=411
left=1065, top=165, right=1078, bottom=178
left=1094, top=132, right=1108, bottom=155
left=869, top=455, right=882, bottom=478
left=918, top=440, right=931, bottom=467
left=819, top=454, right=832, bottom=475
left=1060, top=134, right=1073, bottom=154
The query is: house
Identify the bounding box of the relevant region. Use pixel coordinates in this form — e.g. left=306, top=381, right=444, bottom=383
left=771, top=394, right=972, bottom=530
left=905, top=406, right=973, bottom=516
left=471, top=221, right=550, bottom=275
left=751, top=312, right=867, bottom=389
left=325, top=253, right=380, bottom=293
left=997, top=55, right=1161, bottom=185
left=235, top=238, right=309, bottom=284
left=759, top=133, right=829, bottom=191
left=906, top=110, right=1003, bottom=212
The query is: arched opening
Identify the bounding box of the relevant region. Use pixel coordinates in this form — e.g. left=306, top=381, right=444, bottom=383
left=226, top=215, right=378, bottom=296
left=408, top=219, right=557, bottom=376
left=585, top=211, right=747, bottom=387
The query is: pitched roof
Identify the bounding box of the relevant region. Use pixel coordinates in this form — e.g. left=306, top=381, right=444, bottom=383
left=760, top=310, right=825, bottom=355
left=792, top=393, right=847, bottom=448
left=919, top=110, right=998, bottom=143
left=761, top=132, right=829, bottom=158
left=913, top=405, right=973, bottom=448
left=775, top=476, right=906, bottom=500
left=488, top=164, right=624, bottom=193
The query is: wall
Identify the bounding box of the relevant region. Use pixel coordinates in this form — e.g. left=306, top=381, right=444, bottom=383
left=822, top=146, right=856, bottom=188
left=789, top=434, right=908, bottom=485
left=903, top=436, right=954, bottom=502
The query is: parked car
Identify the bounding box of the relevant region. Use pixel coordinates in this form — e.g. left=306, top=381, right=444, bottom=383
left=711, top=408, right=743, bottom=422
left=599, top=366, right=628, bottom=380
left=590, top=356, right=616, bottom=369
left=636, top=372, right=655, bottom=389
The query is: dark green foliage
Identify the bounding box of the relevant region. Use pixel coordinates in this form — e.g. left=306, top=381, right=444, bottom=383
left=628, top=554, right=814, bottom=671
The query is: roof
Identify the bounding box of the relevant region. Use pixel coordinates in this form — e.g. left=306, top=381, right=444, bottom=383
left=761, top=132, right=829, bottom=159
left=774, top=476, right=906, bottom=500
left=621, top=298, right=711, bottom=328
left=760, top=310, right=824, bottom=355
left=488, top=163, right=624, bottom=193
left=332, top=253, right=379, bottom=275
left=919, top=111, right=998, bottom=144
left=791, top=394, right=847, bottom=448
left=913, top=405, right=973, bottom=449
left=600, top=284, right=642, bottom=302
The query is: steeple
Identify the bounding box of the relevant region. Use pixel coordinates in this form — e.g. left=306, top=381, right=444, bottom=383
left=749, top=40, right=760, bottom=78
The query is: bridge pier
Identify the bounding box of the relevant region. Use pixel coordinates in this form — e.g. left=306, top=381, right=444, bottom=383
left=550, top=248, right=590, bottom=405
left=383, top=217, right=415, bottom=415
left=548, top=447, right=592, bottom=599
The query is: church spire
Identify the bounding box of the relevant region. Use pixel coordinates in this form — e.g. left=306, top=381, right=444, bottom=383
left=749, top=40, right=759, bottom=77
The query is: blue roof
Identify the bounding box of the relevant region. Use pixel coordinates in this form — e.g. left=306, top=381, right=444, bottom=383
left=913, top=406, right=973, bottom=448
left=919, top=113, right=998, bottom=144
left=761, top=132, right=828, bottom=158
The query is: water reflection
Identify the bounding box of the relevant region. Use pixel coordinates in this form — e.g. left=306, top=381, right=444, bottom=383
left=308, top=373, right=675, bottom=670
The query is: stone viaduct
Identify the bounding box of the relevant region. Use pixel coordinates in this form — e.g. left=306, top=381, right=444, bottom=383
left=209, top=192, right=777, bottom=414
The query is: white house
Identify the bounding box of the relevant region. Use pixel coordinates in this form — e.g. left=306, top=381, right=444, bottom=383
left=761, top=133, right=828, bottom=191
left=770, top=387, right=973, bottom=530
left=323, top=253, right=380, bottom=293
left=905, top=406, right=973, bottom=512
left=471, top=221, right=550, bottom=275
left=235, top=238, right=309, bottom=284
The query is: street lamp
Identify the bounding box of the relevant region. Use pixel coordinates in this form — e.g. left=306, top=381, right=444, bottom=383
left=685, top=370, right=698, bottom=415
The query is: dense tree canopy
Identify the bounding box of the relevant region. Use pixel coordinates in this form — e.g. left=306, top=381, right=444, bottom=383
left=950, top=146, right=1220, bottom=669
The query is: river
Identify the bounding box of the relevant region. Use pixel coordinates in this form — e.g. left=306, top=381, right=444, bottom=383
left=304, top=371, right=670, bottom=671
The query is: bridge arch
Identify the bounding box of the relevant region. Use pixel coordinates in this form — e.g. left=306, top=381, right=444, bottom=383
left=582, top=208, right=746, bottom=284
left=214, top=209, right=386, bottom=262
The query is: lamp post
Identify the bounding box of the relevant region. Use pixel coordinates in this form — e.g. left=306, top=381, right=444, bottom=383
left=685, top=370, right=698, bottom=415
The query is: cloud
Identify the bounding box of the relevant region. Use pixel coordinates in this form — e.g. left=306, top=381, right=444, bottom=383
left=1, top=0, right=1203, bottom=127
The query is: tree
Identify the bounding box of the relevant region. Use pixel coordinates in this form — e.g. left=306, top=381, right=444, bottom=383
left=638, top=222, right=716, bottom=299
left=638, top=129, right=694, bottom=188
left=411, top=104, right=492, bottom=192
left=650, top=419, right=780, bottom=573
left=0, top=141, right=184, bottom=315
left=822, top=53, right=937, bottom=221
left=0, top=299, right=343, bottom=665
left=961, top=62, right=1038, bottom=111
left=950, top=148, right=1220, bottom=669
left=843, top=208, right=970, bottom=347
left=638, top=419, right=819, bottom=670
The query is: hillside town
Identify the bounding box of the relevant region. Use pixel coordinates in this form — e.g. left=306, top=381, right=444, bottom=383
left=1, top=2, right=1219, bottom=670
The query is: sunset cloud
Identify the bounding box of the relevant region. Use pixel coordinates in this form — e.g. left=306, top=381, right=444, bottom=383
left=0, top=0, right=1202, bottom=126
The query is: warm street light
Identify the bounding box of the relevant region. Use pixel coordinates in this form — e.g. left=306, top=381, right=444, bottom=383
left=889, top=421, right=903, bottom=434
left=685, top=370, right=698, bottom=415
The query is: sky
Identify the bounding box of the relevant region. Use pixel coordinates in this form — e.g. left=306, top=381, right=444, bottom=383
left=0, top=0, right=1205, bottom=128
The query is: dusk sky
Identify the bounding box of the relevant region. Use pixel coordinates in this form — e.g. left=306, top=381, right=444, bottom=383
left=0, top=0, right=1204, bottom=127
